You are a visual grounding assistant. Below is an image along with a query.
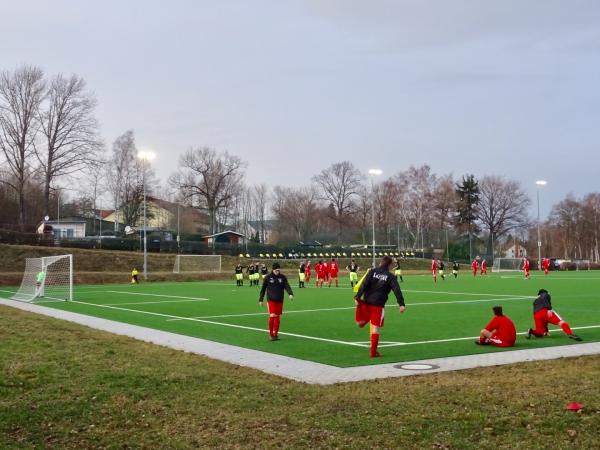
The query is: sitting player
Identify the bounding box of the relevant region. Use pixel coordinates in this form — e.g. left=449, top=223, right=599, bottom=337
left=527, top=289, right=581, bottom=341
left=131, top=267, right=139, bottom=284
left=476, top=306, right=516, bottom=347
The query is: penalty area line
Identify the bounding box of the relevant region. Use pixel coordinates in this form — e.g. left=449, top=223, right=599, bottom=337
left=68, top=299, right=365, bottom=347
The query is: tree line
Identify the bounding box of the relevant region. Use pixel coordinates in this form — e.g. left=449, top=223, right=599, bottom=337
left=2, top=65, right=598, bottom=262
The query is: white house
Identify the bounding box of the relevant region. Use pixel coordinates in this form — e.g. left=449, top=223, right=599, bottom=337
left=37, top=218, right=87, bottom=238
left=503, top=243, right=527, bottom=259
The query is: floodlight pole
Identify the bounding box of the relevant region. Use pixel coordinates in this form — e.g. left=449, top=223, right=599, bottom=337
left=535, top=180, right=547, bottom=270
left=368, top=169, right=382, bottom=268
left=142, top=161, right=147, bottom=280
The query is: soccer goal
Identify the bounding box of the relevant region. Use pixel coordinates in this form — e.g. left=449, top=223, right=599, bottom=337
left=173, top=255, right=222, bottom=273
left=12, top=254, right=73, bottom=302
left=492, top=258, right=523, bottom=273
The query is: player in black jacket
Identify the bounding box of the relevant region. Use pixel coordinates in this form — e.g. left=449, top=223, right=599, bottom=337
left=259, top=262, right=294, bottom=341
left=355, top=256, right=406, bottom=357
left=234, top=262, right=244, bottom=286
left=298, top=262, right=306, bottom=288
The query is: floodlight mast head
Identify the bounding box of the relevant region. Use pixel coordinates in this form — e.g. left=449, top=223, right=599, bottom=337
left=368, top=168, right=383, bottom=177
left=536, top=180, right=547, bottom=186
left=137, top=150, right=156, bottom=161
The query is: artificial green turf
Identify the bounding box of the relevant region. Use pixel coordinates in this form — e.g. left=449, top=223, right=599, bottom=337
left=2, top=271, right=599, bottom=367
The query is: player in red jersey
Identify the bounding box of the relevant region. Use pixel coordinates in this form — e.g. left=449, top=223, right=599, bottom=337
left=522, top=257, right=531, bottom=279
left=471, top=258, right=479, bottom=277
left=355, top=256, right=406, bottom=357
left=314, top=260, right=325, bottom=287
left=480, top=259, right=488, bottom=276
left=431, top=258, right=438, bottom=284
left=304, top=259, right=311, bottom=282
left=526, top=289, right=581, bottom=341
left=476, top=306, right=516, bottom=347
left=322, top=260, right=330, bottom=284
left=328, top=258, right=339, bottom=287
left=258, top=262, right=294, bottom=341
left=542, top=257, right=551, bottom=275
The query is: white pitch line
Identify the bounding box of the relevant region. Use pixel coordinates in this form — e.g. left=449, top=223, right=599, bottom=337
left=68, top=300, right=365, bottom=347
left=378, top=324, right=600, bottom=348
left=404, top=289, right=527, bottom=298
left=166, top=296, right=531, bottom=322
left=103, top=291, right=208, bottom=301
left=103, top=299, right=210, bottom=306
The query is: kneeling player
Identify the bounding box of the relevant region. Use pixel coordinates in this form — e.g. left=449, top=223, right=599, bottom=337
left=355, top=256, right=406, bottom=357
left=259, top=263, right=294, bottom=341
left=527, top=289, right=581, bottom=341
left=476, top=306, right=516, bottom=347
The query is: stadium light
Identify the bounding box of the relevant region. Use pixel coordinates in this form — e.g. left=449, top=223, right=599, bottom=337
left=536, top=180, right=547, bottom=270
left=368, top=168, right=383, bottom=268
left=137, top=150, right=156, bottom=280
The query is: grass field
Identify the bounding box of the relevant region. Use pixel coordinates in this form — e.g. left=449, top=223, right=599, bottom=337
left=2, top=270, right=599, bottom=368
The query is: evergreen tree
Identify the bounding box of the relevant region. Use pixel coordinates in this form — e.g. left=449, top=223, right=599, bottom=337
left=456, top=174, right=480, bottom=260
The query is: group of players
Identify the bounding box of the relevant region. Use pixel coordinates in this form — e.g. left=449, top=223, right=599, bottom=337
left=251, top=255, right=582, bottom=357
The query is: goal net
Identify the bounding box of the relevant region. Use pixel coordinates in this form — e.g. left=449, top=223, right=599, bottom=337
left=173, top=255, right=222, bottom=273
left=492, top=258, right=523, bottom=272
left=12, top=254, right=73, bottom=302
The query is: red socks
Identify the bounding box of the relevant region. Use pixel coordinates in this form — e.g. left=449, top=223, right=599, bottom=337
left=273, top=316, right=280, bottom=336
left=561, top=322, right=573, bottom=335
left=370, top=333, right=380, bottom=357
left=268, top=316, right=275, bottom=337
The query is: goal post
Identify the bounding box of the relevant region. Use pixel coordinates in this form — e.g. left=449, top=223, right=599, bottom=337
left=12, top=254, right=73, bottom=302
left=173, top=255, right=222, bottom=274
left=491, top=258, right=523, bottom=273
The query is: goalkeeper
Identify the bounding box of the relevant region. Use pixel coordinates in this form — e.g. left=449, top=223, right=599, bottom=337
left=35, top=270, right=46, bottom=298
left=131, top=267, right=139, bottom=284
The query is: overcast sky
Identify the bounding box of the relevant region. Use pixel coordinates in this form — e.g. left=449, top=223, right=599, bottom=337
left=2, top=0, right=600, bottom=218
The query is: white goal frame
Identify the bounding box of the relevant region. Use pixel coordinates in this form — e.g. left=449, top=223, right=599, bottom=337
left=492, top=258, right=524, bottom=273
left=12, top=254, right=73, bottom=302
left=173, top=254, right=222, bottom=273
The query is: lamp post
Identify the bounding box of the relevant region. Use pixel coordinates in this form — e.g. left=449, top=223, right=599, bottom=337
left=536, top=180, right=547, bottom=270
left=138, top=150, right=156, bottom=280
left=368, top=168, right=383, bottom=268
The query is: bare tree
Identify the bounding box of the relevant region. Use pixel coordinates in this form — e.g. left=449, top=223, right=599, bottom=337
left=170, top=147, right=246, bottom=235
left=476, top=175, right=531, bottom=258
left=35, top=74, right=102, bottom=217
left=312, top=161, right=362, bottom=244
left=0, top=65, right=45, bottom=230
left=272, top=186, right=319, bottom=242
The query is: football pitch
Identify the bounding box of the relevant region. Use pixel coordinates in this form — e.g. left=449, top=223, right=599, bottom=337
left=2, top=271, right=600, bottom=368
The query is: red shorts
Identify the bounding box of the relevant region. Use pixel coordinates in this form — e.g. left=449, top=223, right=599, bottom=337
left=267, top=300, right=283, bottom=316
left=488, top=334, right=514, bottom=348
left=330, top=273, right=338, bottom=279
left=432, top=270, right=437, bottom=276
left=355, top=301, right=385, bottom=327
left=534, top=308, right=563, bottom=333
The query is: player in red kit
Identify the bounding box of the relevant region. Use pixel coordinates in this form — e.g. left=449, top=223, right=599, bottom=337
left=481, top=259, right=488, bottom=276
left=476, top=306, right=516, bottom=347
left=355, top=256, right=406, bottom=357
left=431, top=259, right=438, bottom=284
left=523, top=257, right=531, bottom=279
left=542, top=258, right=550, bottom=275
left=526, top=289, right=581, bottom=341
left=328, top=258, right=339, bottom=287
left=322, top=260, right=330, bottom=284
left=304, top=260, right=311, bottom=282
left=314, top=260, right=325, bottom=287
left=258, top=262, right=294, bottom=341
left=471, top=259, right=479, bottom=277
